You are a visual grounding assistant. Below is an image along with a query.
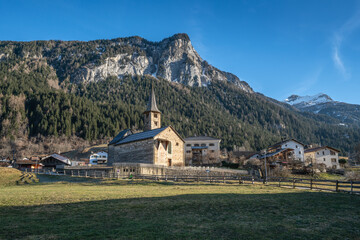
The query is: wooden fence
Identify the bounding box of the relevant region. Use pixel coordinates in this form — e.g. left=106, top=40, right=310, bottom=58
left=29, top=169, right=360, bottom=195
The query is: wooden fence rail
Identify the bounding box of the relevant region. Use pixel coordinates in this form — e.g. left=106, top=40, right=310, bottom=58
left=28, top=169, right=360, bottom=195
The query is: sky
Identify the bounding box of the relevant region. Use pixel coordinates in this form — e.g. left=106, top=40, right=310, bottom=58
left=1, top=0, right=360, bottom=104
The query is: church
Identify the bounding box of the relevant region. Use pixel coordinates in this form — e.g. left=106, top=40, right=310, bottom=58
left=107, top=87, right=185, bottom=167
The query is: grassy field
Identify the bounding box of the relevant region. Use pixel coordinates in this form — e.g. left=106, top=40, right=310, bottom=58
left=0, top=168, right=38, bottom=187
left=0, top=174, right=359, bottom=239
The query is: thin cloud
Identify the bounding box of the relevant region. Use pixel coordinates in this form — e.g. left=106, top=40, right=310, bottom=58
left=332, top=10, right=360, bottom=79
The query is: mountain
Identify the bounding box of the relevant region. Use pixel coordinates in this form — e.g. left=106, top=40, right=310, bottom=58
left=285, top=94, right=333, bottom=107
left=0, top=34, right=359, bottom=157
left=284, top=94, right=360, bottom=126
left=0, top=33, right=252, bottom=92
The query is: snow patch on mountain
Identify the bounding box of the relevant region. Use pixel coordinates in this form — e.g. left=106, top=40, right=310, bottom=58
left=284, top=93, right=333, bottom=106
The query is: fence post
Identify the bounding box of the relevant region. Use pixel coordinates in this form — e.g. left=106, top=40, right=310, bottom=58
left=351, top=181, right=353, bottom=194
left=310, top=179, right=313, bottom=190
left=336, top=180, right=339, bottom=192
left=223, top=176, right=225, bottom=183
left=278, top=178, right=281, bottom=187
left=293, top=178, right=295, bottom=188
left=64, top=170, right=66, bottom=176
left=102, top=171, right=104, bottom=179
left=239, top=177, right=242, bottom=185
left=252, top=177, right=254, bottom=184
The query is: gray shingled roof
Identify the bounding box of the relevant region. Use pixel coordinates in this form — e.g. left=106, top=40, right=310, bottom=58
left=42, top=154, right=71, bottom=165
left=144, top=87, right=160, bottom=113
left=115, top=127, right=167, bottom=145
left=109, top=129, right=132, bottom=145
left=185, top=136, right=221, bottom=141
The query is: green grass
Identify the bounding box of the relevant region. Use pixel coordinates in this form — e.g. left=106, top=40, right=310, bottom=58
left=0, top=175, right=359, bottom=239
left=0, top=168, right=38, bottom=186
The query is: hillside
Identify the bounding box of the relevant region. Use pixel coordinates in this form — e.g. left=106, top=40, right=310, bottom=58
left=0, top=34, right=359, bottom=157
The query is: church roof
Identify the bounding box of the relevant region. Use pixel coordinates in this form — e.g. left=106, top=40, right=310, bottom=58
left=109, top=129, right=132, bottom=145
left=144, top=87, right=160, bottom=113
left=114, top=127, right=168, bottom=145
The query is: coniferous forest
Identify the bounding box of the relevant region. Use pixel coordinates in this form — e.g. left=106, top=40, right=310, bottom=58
left=0, top=39, right=359, bottom=156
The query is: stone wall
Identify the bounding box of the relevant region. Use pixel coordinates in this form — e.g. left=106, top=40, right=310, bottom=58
left=108, top=139, right=154, bottom=165
left=154, top=127, right=185, bottom=166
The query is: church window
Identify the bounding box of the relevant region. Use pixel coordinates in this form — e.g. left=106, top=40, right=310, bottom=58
left=168, top=142, right=172, bottom=154
left=186, top=144, right=191, bottom=147
left=154, top=121, right=158, bottom=126
left=154, top=114, right=158, bottom=118
left=176, top=142, right=179, bottom=146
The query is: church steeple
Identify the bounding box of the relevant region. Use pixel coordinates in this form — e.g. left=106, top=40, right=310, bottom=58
left=143, top=86, right=161, bottom=131
left=145, top=86, right=161, bottom=113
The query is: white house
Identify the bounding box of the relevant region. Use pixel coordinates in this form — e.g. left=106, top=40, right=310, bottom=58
left=184, top=136, right=221, bottom=166
left=304, top=146, right=340, bottom=169
left=89, top=151, right=108, bottom=165
left=267, top=139, right=305, bottom=162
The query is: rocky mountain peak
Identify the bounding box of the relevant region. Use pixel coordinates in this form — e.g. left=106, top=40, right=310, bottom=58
left=73, top=34, right=253, bottom=93
left=284, top=93, right=333, bottom=106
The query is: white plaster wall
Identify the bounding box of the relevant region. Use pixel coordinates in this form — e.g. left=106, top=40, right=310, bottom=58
left=281, top=140, right=304, bottom=162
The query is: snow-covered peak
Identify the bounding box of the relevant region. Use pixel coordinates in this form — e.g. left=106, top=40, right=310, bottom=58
left=284, top=93, right=333, bottom=106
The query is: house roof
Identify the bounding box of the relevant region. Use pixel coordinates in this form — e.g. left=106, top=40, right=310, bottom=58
left=184, top=136, right=221, bottom=141
left=109, top=129, right=132, bottom=145
left=15, top=160, right=39, bottom=165
left=269, top=138, right=304, bottom=149
left=144, top=87, right=160, bottom=113
left=305, top=146, right=340, bottom=153
left=260, top=148, right=293, bottom=159
left=42, top=154, right=71, bottom=165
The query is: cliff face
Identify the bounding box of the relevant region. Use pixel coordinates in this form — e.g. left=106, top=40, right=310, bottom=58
left=0, top=33, right=252, bottom=92
left=71, top=34, right=252, bottom=92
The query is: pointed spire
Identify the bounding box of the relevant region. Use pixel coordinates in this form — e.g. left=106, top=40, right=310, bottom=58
left=145, top=85, right=160, bottom=113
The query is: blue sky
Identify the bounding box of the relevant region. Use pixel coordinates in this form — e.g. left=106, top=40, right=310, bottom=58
left=1, top=0, right=360, bottom=104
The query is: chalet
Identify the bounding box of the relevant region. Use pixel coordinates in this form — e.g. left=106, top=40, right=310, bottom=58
left=41, top=154, right=71, bottom=170
left=108, top=87, right=185, bottom=167
left=184, top=136, right=221, bottom=166
left=304, top=146, right=340, bottom=169
left=266, top=139, right=305, bottom=162
left=89, top=151, right=108, bottom=165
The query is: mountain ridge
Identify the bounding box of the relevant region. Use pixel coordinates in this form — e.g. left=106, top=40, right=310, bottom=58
left=0, top=33, right=359, bottom=157
left=284, top=93, right=360, bottom=126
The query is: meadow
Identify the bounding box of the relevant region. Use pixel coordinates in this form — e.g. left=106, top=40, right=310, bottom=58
left=0, top=169, right=359, bottom=239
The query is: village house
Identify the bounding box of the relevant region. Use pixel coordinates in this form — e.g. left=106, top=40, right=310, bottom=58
left=264, top=139, right=305, bottom=163
left=89, top=151, right=108, bottom=165
left=108, top=87, right=185, bottom=167
left=41, top=154, right=71, bottom=170
left=304, top=146, right=340, bottom=169
left=184, top=136, right=221, bottom=166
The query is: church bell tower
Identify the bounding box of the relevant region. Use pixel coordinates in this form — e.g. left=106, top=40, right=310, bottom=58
left=143, top=87, right=161, bottom=131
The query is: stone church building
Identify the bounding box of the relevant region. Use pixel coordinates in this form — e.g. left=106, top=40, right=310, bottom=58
left=108, top=88, right=185, bottom=167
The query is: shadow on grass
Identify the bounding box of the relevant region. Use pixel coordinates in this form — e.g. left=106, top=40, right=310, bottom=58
left=0, top=191, right=359, bottom=240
